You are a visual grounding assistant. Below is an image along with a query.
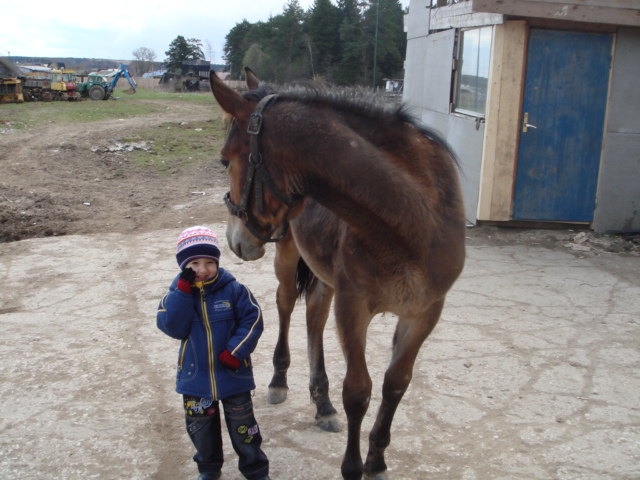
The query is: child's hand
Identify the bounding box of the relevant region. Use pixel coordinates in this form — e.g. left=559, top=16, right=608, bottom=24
left=218, top=350, right=241, bottom=370
left=177, top=267, right=196, bottom=293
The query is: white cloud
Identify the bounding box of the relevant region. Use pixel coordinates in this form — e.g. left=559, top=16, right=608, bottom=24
left=2, top=0, right=410, bottom=61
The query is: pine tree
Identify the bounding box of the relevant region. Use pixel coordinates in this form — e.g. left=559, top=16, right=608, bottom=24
left=165, top=36, right=205, bottom=73
left=242, top=44, right=275, bottom=80
left=376, top=0, right=406, bottom=83
left=306, top=0, right=340, bottom=79
left=267, top=0, right=308, bottom=81
left=334, top=0, right=366, bottom=85
left=220, top=0, right=405, bottom=86
left=224, top=21, right=254, bottom=79
left=363, top=0, right=406, bottom=87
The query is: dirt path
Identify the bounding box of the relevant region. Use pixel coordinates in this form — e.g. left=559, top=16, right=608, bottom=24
left=1, top=98, right=639, bottom=479
left=1, top=226, right=639, bottom=479
left=0, top=99, right=228, bottom=242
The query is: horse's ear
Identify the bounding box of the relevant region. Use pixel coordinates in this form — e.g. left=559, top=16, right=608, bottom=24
left=245, top=67, right=260, bottom=90
left=209, top=70, right=253, bottom=121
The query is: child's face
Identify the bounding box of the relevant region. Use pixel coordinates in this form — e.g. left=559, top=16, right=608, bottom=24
left=185, top=258, right=218, bottom=282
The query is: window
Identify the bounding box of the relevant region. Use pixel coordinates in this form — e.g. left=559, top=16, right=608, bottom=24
left=454, top=26, right=493, bottom=116
left=431, top=0, right=465, bottom=6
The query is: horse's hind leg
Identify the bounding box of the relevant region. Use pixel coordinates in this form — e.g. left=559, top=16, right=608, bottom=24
left=363, top=299, right=445, bottom=479
left=305, top=280, right=340, bottom=431
left=268, top=236, right=299, bottom=404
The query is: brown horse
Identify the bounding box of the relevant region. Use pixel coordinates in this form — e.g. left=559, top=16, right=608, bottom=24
left=209, top=69, right=466, bottom=480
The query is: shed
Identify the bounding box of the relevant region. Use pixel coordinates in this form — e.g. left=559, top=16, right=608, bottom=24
left=181, top=60, right=211, bottom=80
left=403, top=0, right=640, bottom=232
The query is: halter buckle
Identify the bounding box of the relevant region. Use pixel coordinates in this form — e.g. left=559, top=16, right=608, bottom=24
left=247, top=112, right=262, bottom=135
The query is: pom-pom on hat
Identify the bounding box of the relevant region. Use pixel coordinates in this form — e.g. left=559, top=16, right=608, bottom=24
left=176, top=226, right=221, bottom=269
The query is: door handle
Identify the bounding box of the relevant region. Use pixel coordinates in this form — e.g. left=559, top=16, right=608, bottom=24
left=522, top=112, right=537, bottom=132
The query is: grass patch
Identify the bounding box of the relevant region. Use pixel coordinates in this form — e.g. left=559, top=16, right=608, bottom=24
left=1, top=87, right=226, bottom=174
left=0, top=88, right=217, bottom=130
left=121, top=118, right=227, bottom=173
left=134, top=89, right=216, bottom=106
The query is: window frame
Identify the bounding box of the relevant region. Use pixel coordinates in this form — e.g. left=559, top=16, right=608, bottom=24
left=452, top=25, right=493, bottom=119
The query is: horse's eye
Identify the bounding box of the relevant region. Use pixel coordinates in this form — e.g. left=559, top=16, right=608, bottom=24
left=220, top=158, right=229, bottom=168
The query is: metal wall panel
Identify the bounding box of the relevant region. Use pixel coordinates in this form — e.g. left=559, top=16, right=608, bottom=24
left=404, top=28, right=483, bottom=224
left=594, top=28, right=640, bottom=232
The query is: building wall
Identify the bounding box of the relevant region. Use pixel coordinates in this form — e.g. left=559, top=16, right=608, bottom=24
left=403, top=2, right=639, bottom=232
left=419, top=105, right=485, bottom=225
left=593, top=27, right=640, bottom=232
left=403, top=16, right=484, bottom=224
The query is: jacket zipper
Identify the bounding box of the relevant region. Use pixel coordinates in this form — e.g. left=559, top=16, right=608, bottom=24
left=200, top=287, right=218, bottom=400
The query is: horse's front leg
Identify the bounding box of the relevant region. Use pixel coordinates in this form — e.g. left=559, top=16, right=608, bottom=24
left=268, top=238, right=299, bottom=404
left=305, top=280, right=340, bottom=431
left=335, top=296, right=373, bottom=480
left=363, top=299, right=445, bottom=480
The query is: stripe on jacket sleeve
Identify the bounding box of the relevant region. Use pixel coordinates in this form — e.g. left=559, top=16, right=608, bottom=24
left=157, top=293, right=168, bottom=312
left=231, top=285, right=261, bottom=356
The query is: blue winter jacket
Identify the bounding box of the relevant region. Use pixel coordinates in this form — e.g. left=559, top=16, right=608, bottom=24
left=157, top=268, right=263, bottom=400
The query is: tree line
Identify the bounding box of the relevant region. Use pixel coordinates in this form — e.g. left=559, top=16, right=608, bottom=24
left=135, top=0, right=406, bottom=87
left=224, top=0, right=406, bottom=87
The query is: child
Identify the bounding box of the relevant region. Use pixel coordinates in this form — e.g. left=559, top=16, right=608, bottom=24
left=157, top=226, right=270, bottom=480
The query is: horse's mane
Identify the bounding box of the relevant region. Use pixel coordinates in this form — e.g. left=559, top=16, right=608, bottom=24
left=243, top=82, right=457, bottom=166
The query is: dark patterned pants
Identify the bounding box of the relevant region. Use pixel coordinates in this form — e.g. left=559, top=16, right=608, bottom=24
left=184, top=392, right=269, bottom=480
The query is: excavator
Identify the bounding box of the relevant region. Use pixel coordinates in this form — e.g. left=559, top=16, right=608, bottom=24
left=77, top=63, right=137, bottom=100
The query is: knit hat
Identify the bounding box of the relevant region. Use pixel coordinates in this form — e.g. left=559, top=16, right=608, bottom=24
left=176, top=226, right=221, bottom=269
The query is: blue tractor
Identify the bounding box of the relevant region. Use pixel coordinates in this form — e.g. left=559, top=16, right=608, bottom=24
left=77, top=63, right=137, bottom=100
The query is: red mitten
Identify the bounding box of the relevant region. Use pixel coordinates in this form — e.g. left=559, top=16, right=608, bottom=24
left=218, top=350, right=241, bottom=370
left=177, top=267, right=196, bottom=294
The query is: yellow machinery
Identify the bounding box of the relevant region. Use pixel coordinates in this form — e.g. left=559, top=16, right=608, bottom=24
left=0, top=77, right=24, bottom=103
left=0, top=57, right=24, bottom=103
left=20, top=65, right=80, bottom=101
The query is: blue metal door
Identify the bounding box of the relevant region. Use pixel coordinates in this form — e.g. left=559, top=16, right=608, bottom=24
left=513, top=29, right=612, bottom=222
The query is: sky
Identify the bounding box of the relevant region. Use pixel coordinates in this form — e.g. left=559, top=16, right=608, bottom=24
left=3, top=0, right=411, bottom=63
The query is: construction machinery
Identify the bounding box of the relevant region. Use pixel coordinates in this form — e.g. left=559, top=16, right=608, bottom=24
left=0, top=58, right=24, bottom=103
left=77, top=63, right=137, bottom=100
left=0, top=77, right=23, bottom=103
left=60, top=68, right=81, bottom=100
left=19, top=64, right=80, bottom=101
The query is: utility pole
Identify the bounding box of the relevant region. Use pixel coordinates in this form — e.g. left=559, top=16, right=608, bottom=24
left=372, top=0, right=380, bottom=89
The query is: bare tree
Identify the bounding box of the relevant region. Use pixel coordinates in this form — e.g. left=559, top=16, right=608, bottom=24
left=205, top=39, right=215, bottom=64
left=132, top=47, right=157, bottom=76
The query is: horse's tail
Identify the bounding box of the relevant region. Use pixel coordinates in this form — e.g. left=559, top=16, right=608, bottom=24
left=295, top=257, right=316, bottom=300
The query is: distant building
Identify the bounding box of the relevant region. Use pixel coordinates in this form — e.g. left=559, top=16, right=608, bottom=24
left=142, top=70, right=166, bottom=79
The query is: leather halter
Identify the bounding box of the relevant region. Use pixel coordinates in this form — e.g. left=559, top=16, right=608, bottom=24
left=223, top=94, right=298, bottom=243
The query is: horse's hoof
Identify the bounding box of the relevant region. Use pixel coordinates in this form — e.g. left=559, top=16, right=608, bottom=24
left=316, top=413, right=342, bottom=432
left=364, top=472, right=388, bottom=480
left=267, top=386, right=288, bottom=404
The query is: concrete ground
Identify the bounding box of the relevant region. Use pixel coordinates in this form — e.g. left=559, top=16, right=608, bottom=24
left=1, top=226, right=639, bottom=480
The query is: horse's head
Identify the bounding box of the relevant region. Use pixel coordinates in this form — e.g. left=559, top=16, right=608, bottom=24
left=210, top=68, right=301, bottom=261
